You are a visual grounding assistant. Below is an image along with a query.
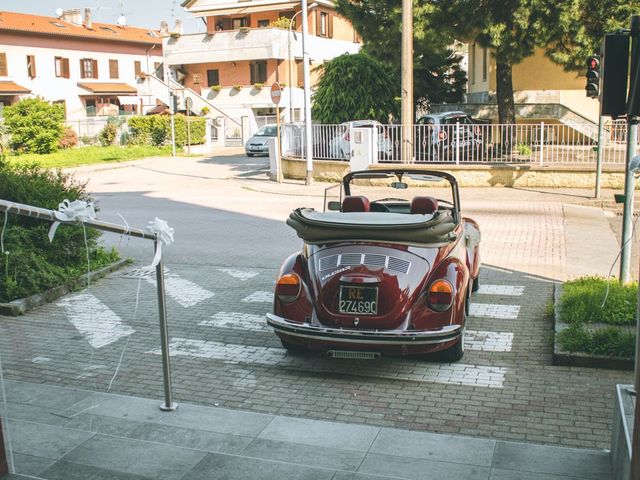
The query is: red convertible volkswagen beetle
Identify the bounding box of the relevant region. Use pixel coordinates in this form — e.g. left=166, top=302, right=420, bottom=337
left=266, top=169, right=481, bottom=362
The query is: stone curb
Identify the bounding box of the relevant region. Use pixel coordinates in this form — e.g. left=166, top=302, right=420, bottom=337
left=0, top=258, right=131, bottom=317
left=552, top=283, right=634, bottom=370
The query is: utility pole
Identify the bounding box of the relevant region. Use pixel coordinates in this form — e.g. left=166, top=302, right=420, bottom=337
left=400, top=0, right=413, bottom=163
left=620, top=17, right=640, bottom=283
left=301, top=0, right=314, bottom=185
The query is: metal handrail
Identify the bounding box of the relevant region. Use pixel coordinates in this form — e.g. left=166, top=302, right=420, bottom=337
left=0, top=198, right=177, bottom=412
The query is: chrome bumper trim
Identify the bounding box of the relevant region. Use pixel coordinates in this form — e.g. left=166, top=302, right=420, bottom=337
left=266, top=313, right=461, bottom=346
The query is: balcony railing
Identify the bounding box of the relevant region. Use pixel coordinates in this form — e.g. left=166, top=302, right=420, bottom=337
left=163, top=28, right=360, bottom=64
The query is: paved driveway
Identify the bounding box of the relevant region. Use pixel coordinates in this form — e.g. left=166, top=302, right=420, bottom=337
left=0, top=152, right=633, bottom=451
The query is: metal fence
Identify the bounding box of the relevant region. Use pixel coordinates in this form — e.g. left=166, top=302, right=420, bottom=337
left=64, top=117, right=131, bottom=146
left=282, top=121, right=640, bottom=165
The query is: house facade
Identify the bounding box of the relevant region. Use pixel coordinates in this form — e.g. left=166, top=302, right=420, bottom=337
left=446, top=43, right=598, bottom=126
left=161, top=0, right=362, bottom=131
left=0, top=9, right=163, bottom=121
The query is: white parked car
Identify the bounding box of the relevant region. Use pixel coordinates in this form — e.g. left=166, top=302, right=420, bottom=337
left=328, top=120, right=394, bottom=160
left=245, top=124, right=277, bottom=157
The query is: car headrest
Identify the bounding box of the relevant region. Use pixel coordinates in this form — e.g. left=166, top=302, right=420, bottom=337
left=411, top=196, right=438, bottom=215
left=342, top=196, right=370, bottom=213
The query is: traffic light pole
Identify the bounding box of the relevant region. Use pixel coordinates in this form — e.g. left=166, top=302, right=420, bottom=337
left=595, top=115, right=604, bottom=199
left=620, top=117, right=638, bottom=284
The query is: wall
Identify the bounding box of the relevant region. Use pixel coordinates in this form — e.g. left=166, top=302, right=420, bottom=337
left=184, top=59, right=283, bottom=89
left=466, top=42, right=490, bottom=94
left=0, top=32, right=162, bottom=120
left=0, top=419, right=7, bottom=476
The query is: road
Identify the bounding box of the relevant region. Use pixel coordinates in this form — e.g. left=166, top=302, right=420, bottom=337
left=0, top=151, right=633, bottom=451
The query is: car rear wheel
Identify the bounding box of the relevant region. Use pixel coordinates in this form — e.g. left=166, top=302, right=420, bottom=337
left=440, top=326, right=465, bottom=363
left=280, top=339, right=306, bottom=355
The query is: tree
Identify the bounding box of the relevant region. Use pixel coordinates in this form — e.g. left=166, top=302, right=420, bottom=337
left=437, top=0, right=558, bottom=125
left=312, top=53, right=400, bottom=123
left=4, top=98, right=65, bottom=154
left=336, top=0, right=466, bottom=112
left=546, top=0, right=640, bottom=72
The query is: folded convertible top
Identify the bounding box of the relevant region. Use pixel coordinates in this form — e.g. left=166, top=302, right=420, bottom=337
left=286, top=208, right=458, bottom=245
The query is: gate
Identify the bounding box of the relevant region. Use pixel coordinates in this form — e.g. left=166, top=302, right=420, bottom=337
left=224, top=117, right=244, bottom=147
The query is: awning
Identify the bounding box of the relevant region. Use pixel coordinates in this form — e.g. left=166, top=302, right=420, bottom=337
left=195, top=1, right=297, bottom=16
left=117, top=95, right=141, bottom=105
left=0, top=81, right=31, bottom=95
left=77, top=82, right=137, bottom=95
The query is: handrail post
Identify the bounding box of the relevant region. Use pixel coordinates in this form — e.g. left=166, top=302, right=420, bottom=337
left=155, top=240, right=177, bottom=411
left=455, top=122, right=460, bottom=165
left=539, top=122, right=545, bottom=166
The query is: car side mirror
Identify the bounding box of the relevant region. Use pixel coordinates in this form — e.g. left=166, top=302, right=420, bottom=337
left=327, top=201, right=341, bottom=211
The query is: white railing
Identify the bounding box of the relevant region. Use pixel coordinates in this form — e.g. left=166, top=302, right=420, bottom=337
left=282, top=121, right=640, bottom=165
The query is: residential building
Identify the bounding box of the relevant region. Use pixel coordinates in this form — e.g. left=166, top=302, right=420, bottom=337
left=154, top=0, right=362, bottom=133
left=437, top=43, right=598, bottom=126
left=0, top=9, right=163, bottom=121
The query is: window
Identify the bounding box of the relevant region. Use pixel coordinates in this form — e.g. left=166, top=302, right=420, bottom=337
left=134, top=60, right=142, bottom=77
left=0, top=53, right=7, bottom=77
left=482, top=47, right=488, bottom=82
left=317, top=11, right=333, bottom=37
left=207, top=69, right=219, bottom=86
left=250, top=60, right=267, bottom=84
left=296, top=59, right=303, bottom=87
left=154, top=62, right=161, bottom=72
left=258, top=19, right=269, bottom=27
left=80, top=58, right=98, bottom=79
left=109, top=59, right=119, bottom=79
left=470, top=43, right=476, bottom=85
left=85, top=98, right=96, bottom=117
left=27, top=55, right=36, bottom=78
left=232, top=17, right=248, bottom=29
left=55, top=57, right=70, bottom=78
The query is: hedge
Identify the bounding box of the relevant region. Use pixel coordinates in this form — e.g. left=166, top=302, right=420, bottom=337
left=0, top=159, right=119, bottom=302
left=127, top=115, right=206, bottom=147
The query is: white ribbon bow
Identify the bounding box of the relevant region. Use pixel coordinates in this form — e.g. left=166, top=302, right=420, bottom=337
left=146, top=217, right=174, bottom=269
left=48, top=199, right=96, bottom=242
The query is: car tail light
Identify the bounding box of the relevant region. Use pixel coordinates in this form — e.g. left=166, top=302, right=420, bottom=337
left=438, top=130, right=447, bottom=141
left=344, top=132, right=350, bottom=141
left=276, top=273, right=301, bottom=303
left=474, top=126, right=481, bottom=135
left=427, top=280, right=454, bottom=312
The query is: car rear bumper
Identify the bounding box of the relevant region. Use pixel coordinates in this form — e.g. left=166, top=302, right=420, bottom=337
left=266, top=313, right=462, bottom=346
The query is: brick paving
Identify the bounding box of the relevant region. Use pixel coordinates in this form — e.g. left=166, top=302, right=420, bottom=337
left=0, top=153, right=634, bottom=454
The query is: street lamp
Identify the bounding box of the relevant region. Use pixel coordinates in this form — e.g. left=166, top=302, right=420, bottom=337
left=287, top=3, right=317, bottom=123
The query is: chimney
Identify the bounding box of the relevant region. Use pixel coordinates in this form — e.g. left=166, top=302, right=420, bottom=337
left=83, top=8, right=92, bottom=29
left=173, top=19, right=183, bottom=35
left=60, top=8, right=82, bottom=26
left=160, top=20, right=169, bottom=35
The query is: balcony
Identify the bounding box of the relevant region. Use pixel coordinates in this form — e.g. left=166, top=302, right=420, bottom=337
left=163, top=28, right=360, bottom=65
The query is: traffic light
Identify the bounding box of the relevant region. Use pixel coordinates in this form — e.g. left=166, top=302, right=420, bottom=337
left=601, top=34, right=630, bottom=118
left=585, top=55, right=600, bottom=98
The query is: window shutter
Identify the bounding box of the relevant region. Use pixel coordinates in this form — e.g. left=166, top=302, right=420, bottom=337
left=0, top=53, right=7, bottom=77
left=250, top=62, right=256, bottom=84
left=109, top=59, right=119, bottom=79
left=80, top=59, right=86, bottom=79
left=296, top=60, right=303, bottom=87
left=92, top=59, right=98, bottom=78
left=328, top=14, right=333, bottom=38
left=315, top=10, right=321, bottom=35
left=63, top=58, right=70, bottom=78
left=27, top=55, right=36, bottom=78
left=134, top=60, right=141, bottom=77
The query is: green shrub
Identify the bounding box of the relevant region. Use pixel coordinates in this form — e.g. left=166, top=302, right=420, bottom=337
left=560, top=276, right=637, bottom=326
left=0, top=160, right=119, bottom=302
left=127, top=115, right=206, bottom=147
left=516, top=143, right=532, bottom=156
left=99, top=123, right=118, bottom=146
left=558, top=324, right=636, bottom=358
left=269, top=16, right=292, bottom=29
left=4, top=98, right=65, bottom=154
left=58, top=127, right=78, bottom=149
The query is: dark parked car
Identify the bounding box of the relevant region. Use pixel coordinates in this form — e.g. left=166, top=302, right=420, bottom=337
left=415, top=112, right=484, bottom=161
left=267, top=168, right=481, bottom=361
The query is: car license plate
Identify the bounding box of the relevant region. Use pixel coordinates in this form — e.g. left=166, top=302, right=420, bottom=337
left=339, top=286, right=378, bottom=315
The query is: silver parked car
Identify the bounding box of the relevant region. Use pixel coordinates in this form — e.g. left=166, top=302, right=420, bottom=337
left=245, top=125, right=277, bottom=157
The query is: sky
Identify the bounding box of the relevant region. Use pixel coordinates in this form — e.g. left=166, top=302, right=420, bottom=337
left=2, top=0, right=205, bottom=33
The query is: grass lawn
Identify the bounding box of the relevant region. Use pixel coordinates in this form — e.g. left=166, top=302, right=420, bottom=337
left=6, top=145, right=179, bottom=168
